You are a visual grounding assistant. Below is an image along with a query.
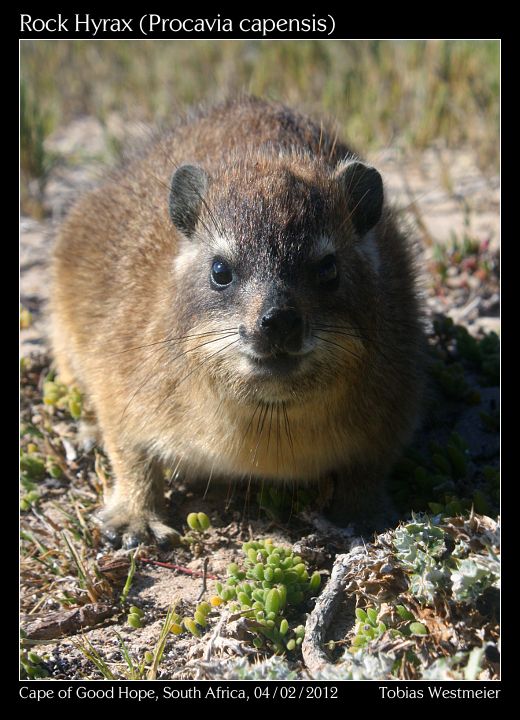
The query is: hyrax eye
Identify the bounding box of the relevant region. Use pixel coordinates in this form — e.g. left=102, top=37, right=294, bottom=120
left=211, top=259, right=233, bottom=288
left=316, top=254, right=338, bottom=286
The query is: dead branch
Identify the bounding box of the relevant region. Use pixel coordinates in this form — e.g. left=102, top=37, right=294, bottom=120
left=21, top=602, right=120, bottom=641
left=302, top=543, right=366, bottom=675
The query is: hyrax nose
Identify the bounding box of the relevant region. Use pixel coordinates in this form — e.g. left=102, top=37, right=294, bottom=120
left=260, top=307, right=303, bottom=353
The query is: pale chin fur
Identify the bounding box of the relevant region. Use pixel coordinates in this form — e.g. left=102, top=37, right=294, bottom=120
left=230, top=348, right=316, bottom=404
left=238, top=340, right=316, bottom=364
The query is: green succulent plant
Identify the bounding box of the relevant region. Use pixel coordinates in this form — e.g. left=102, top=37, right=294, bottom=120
left=43, top=379, right=83, bottom=420
left=186, top=512, right=211, bottom=532
left=213, top=538, right=321, bottom=654
left=127, top=605, right=144, bottom=629
left=349, top=604, right=429, bottom=653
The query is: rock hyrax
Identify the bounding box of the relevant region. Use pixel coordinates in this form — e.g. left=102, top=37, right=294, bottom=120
left=49, top=96, right=424, bottom=547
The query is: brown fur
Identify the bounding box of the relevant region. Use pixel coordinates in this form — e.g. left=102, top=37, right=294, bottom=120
left=49, top=96, right=425, bottom=546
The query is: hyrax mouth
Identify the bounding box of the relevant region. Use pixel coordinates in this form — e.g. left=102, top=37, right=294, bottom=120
left=237, top=298, right=311, bottom=380
left=247, top=351, right=304, bottom=377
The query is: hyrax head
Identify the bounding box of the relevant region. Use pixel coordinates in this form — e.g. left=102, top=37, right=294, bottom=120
left=168, top=153, right=384, bottom=405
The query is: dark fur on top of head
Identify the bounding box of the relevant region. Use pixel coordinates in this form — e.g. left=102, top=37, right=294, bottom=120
left=168, top=147, right=392, bottom=404
left=49, top=96, right=425, bottom=546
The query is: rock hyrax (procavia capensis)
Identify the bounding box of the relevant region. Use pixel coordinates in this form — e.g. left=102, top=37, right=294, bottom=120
left=49, top=96, right=424, bottom=547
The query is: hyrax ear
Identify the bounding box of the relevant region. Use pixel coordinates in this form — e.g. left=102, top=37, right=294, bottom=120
left=169, top=164, right=209, bottom=238
left=335, top=160, right=384, bottom=236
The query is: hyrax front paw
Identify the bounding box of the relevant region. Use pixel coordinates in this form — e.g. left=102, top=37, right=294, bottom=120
left=97, top=502, right=180, bottom=549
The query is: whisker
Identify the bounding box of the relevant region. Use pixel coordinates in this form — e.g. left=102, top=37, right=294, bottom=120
left=201, top=394, right=228, bottom=499
left=282, top=401, right=296, bottom=464
left=202, top=464, right=215, bottom=500
left=314, top=326, right=366, bottom=342
left=237, top=400, right=263, bottom=456
left=172, top=337, right=240, bottom=392
left=131, top=159, right=219, bottom=242
left=312, top=333, right=363, bottom=363
left=119, top=343, right=173, bottom=425
left=251, top=403, right=269, bottom=468
left=120, top=333, right=238, bottom=425
left=317, top=316, right=424, bottom=333
left=266, top=404, right=275, bottom=454
left=318, top=345, right=345, bottom=364
left=156, top=144, right=230, bottom=245
left=166, top=333, right=238, bottom=370
left=315, top=330, right=405, bottom=375
left=167, top=455, right=183, bottom=486
left=258, top=477, right=266, bottom=522
left=315, top=324, right=423, bottom=355
left=276, top=404, right=281, bottom=475
left=225, top=474, right=237, bottom=512
left=107, top=327, right=239, bottom=357
left=241, top=473, right=253, bottom=526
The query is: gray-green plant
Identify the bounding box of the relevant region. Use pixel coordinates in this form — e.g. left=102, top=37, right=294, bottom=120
left=210, top=655, right=301, bottom=680
left=318, top=642, right=488, bottom=681
left=393, top=514, right=500, bottom=606
left=450, top=556, right=500, bottom=603
left=421, top=645, right=488, bottom=680
left=393, top=517, right=452, bottom=604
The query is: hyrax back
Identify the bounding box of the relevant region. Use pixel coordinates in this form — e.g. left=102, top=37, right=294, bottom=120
left=49, top=97, right=424, bottom=547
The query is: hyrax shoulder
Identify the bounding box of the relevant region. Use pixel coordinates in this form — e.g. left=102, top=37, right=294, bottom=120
left=49, top=96, right=425, bottom=546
